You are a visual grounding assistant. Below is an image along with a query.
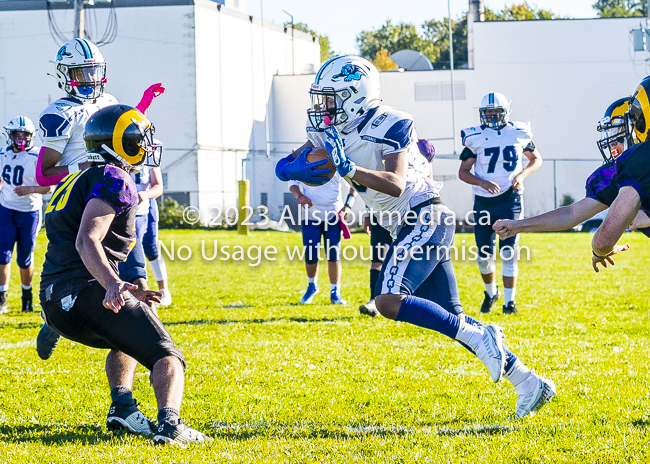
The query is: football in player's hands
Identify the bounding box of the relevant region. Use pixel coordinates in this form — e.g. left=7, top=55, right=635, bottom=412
left=292, top=148, right=335, bottom=186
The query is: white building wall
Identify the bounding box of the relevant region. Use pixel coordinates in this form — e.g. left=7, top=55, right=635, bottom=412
left=0, top=3, right=199, bottom=200
left=193, top=0, right=320, bottom=219
left=267, top=17, right=648, bottom=219
left=0, top=0, right=320, bottom=218
left=471, top=17, right=648, bottom=215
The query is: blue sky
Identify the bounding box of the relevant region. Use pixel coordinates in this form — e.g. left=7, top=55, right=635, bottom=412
left=248, top=1, right=601, bottom=55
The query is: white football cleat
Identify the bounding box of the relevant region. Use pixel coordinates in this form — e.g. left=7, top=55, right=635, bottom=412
left=515, top=373, right=556, bottom=419
left=159, top=289, right=172, bottom=306
left=474, top=324, right=506, bottom=383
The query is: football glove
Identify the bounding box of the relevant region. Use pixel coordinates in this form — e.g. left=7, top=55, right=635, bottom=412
left=325, top=126, right=356, bottom=180
left=136, top=83, right=166, bottom=115
left=275, top=147, right=332, bottom=185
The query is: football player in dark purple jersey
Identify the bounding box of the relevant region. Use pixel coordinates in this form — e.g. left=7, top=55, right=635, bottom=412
left=39, top=104, right=209, bottom=446
left=494, top=94, right=650, bottom=244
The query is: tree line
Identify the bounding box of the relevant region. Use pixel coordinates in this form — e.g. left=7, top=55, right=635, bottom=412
left=288, top=1, right=648, bottom=71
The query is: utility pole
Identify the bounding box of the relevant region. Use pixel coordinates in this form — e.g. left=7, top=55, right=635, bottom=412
left=447, top=0, right=457, bottom=155
left=283, top=10, right=294, bottom=75
left=74, top=0, right=85, bottom=39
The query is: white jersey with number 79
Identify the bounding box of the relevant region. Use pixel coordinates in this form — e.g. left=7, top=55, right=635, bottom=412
left=460, top=121, right=534, bottom=198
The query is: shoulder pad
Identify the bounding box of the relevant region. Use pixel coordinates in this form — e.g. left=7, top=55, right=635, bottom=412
left=39, top=112, right=72, bottom=139
left=512, top=120, right=532, bottom=131
left=364, top=108, right=414, bottom=152
left=100, top=93, right=119, bottom=105
left=26, top=146, right=41, bottom=157
left=460, top=126, right=483, bottom=147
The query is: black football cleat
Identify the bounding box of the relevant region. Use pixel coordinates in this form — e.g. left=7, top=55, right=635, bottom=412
left=106, top=400, right=157, bottom=436
left=503, top=301, right=519, bottom=315
left=0, top=291, right=7, bottom=315
left=36, top=323, right=61, bottom=360
left=153, top=419, right=212, bottom=446
left=22, top=289, right=33, bottom=313
left=480, top=289, right=500, bottom=314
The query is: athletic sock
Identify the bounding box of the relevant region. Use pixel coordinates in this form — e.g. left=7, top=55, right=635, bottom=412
left=454, top=320, right=485, bottom=351
left=395, top=295, right=461, bottom=339
left=21, top=283, right=32, bottom=291
left=504, top=287, right=516, bottom=304
left=330, top=283, right=339, bottom=292
left=149, top=256, right=167, bottom=282
left=0, top=285, right=8, bottom=292
left=504, top=358, right=532, bottom=390
left=462, top=315, right=518, bottom=371
left=484, top=281, right=497, bottom=298
left=157, top=407, right=180, bottom=425
left=369, top=269, right=380, bottom=300
left=110, top=386, right=134, bottom=406
left=308, top=277, right=317, bottom=286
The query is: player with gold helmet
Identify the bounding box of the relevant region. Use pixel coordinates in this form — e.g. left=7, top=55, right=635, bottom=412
left=494, top=78, right=650, bottom=255
left=38, top=104, right=210, bottom=445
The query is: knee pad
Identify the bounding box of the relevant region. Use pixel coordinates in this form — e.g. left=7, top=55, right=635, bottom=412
left=477, top=258, right=495, bottom=275
left=501, top=250, right=519, bottom=277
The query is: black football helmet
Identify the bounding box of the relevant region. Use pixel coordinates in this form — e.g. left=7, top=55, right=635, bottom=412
left=628, top=75, right=650, bottom=144
left=84, top=104, right=161, bottom=168
left=597, top=97, right=632, bottom=163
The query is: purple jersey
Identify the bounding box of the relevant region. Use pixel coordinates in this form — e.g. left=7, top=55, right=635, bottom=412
left=40, top=164, right=139, bottom=305
left=585, top=163, right=618, bottom=206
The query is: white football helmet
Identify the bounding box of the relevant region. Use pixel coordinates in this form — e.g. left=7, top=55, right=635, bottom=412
left=50, top=38, right=107, bottom=101
left=308, top=55, right=381, bottom=131
left=479, top=92, right=511, bottom=130
left=4, top=116, right=36, bottom=151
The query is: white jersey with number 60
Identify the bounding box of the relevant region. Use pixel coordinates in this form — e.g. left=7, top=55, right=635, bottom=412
left=461, top=121, right=533, bottom=197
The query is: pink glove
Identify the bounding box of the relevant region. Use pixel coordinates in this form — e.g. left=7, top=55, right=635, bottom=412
left=136, top=83, right=165, bottom=115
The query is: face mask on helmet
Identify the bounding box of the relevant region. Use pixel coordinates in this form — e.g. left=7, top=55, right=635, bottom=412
left=68, top=64, right=107, bottom=99
left=4, top=116, right=36, bottom=152
left=308, top=56, right=381, bottom=132
left=479, top=92, right=510, bottom=130
left=85, top=104, right=161, bottom=169
left=597, top=117, right=630, bottom=162
left=309, top=88, right=351, bottom=129
left=597, top=97, right=633, bottom=163
left=9, top=131, right=33, bottom=152
left=50, top=38, right=107, bottom=101
left=480, top=109, right=508, bottom=130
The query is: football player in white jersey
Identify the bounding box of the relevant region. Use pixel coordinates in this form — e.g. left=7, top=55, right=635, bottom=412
left=459, top=93, right=543, bottom=315
left=0, top=117, right=54, bottom=314
left=36, top=38, right=164, bottom=186
left=36, top=37, right=165, bottom=360
left=276, top=56, right=555, bottom=418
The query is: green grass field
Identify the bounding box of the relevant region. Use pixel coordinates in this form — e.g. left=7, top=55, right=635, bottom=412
left=1, top=229, right=650, bottom=463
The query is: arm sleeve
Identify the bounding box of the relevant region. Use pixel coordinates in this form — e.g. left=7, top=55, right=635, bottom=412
left=459, top=146, right=476, bottom=161
left=35, top=146, right=68, bottom=187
